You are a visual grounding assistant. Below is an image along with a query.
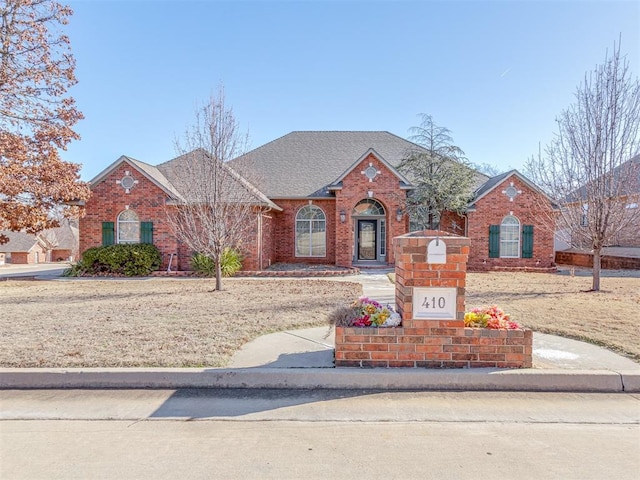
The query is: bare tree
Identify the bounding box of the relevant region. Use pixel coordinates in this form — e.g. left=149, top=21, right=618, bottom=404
left=0, top=0, right=90, bottom=243
left=526, top=41, right=640, bottom=291
left=472, top=162, right=503, bottom=177
left=164, top=89, right=262, bottom=291
left=399, top=114, right=478, bottom=229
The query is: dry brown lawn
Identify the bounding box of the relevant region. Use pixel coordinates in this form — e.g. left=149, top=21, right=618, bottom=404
left=467, top=272, right=640, bottom=361
left=0, top=278, right=361, bottom=368
left=1, top=272, right=638, bottom=368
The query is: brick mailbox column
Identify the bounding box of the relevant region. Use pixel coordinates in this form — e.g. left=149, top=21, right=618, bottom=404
left=335, top=230, right=532, bottom=368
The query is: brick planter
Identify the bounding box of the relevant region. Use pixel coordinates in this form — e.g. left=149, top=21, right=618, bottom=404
left=335, top=325, right=533, bottom=368
left=335, top=230, right=533, bottom=369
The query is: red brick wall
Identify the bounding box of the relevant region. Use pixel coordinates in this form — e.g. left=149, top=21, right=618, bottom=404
left=555, top=251, right=640, bottom=270
left=239, top=209, right=272, bottom=271
left=270, top=199, right=337, bottom=265
left=335, top=231, right=533, bottom=369
left=51, top=249, right=73, bottom=262
left=8, top=244, right=47, bottom=264
left=439, top=211, right=467, bottom=237
left=260, top=212, right=275, bottom=268
left=334, top=153, right=408, bottom=266
left=467, top=175, right=556, bottom=271
left=80, top=161, right=181, bottom=270
left=9, top=252, right=28, bottom=264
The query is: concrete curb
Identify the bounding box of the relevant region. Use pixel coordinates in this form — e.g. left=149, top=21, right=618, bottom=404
left=1, top=368, right=637, bottom=392
left=620, top=370, right=640, bottom=392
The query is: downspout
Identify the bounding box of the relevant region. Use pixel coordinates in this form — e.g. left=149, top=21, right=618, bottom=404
left=257, top=211, right=263, bottom=270
left=464, top=212, right=469, bottom=237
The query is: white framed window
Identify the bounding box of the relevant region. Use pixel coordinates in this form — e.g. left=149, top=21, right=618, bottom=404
left=379, top=219, right=386, bottom=257
left=500, top=215, right=520, bottom=258
left=117, top=210, right=140, bottom=244
left=295, top=205, right=326, bottom=257
left=581, top=203, right=589, bottom=226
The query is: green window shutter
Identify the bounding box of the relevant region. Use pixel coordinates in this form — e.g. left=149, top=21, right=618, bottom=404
left=488, top=225, right=500, bottom=258
left=522, top=225, right=534, bottom=258
left=140, top=222, right=153, bottom=244
left=102, top=222, right=115, bottom=246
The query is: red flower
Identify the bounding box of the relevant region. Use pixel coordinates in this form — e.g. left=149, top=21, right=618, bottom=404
left=353, top=315, right=372, bottom=327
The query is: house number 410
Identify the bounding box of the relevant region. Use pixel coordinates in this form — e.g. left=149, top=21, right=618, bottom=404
left=413, top=287, right=457, bottom=319
left=422, top=296, right=446, bottom=309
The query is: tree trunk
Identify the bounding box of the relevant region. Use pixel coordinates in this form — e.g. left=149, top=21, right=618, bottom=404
left=592, top=248, right=601, bottom=291
left=215, top=260, right=222, bottom=291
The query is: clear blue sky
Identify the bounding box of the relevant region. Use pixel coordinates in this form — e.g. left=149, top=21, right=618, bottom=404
left=64, top=0, right=639, bottom=181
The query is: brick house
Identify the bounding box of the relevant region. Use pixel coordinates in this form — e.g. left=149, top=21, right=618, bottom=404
left=0, top=231, right=52, bottom=264
left=466, top=170, right=557, bottom=270
left=79, top=131, right=557, bottom=272
left=0, top=220, right=79, bottom=265
left=559, top=155, right=640, bottom=249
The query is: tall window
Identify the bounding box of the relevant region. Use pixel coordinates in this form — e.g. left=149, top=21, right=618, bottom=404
left=295, top=205, right=326, bottom=257
left=580, top=203, right=589, bottom=226
left=117, top=210, right=140, bottom=244
left=500, top=215, right=520, bottom=258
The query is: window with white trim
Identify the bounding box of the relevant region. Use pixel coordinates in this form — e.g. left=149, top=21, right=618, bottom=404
left=117, top=210, right=140, bottom=244
left=500, top=215, right=520, bottom=258
left=295, top=205, right=326, bottom=257
left=581, top=204, right=589, bottom=226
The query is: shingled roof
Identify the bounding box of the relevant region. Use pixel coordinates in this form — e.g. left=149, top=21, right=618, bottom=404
left=565, top=154, right=640, bottom=203
left=0, top=231, right=48, bottom=253
left=468, top=169, right=558, bottom=210
left=229, top=131, right=428, bottom=198
left=157, top=150, right=282, bottom=210
left=89, top=155, right=185, bottom=202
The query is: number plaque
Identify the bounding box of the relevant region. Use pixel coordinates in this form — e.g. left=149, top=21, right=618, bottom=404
left=412, top=287, right=457, bottom=319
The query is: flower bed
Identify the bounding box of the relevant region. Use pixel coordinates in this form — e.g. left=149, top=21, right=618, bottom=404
left=334, top=299, right=532, bottom=369
left=350, top=297, right=402, bottom=327
left=464, top=305, right=520, bottom=330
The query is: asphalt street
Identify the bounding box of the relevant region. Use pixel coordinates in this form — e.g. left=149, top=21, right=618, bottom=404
left=1, top=390, right=639, bottom=479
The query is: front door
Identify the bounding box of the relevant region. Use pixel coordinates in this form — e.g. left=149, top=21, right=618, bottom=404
left=357, top=220, right=377, bottom=260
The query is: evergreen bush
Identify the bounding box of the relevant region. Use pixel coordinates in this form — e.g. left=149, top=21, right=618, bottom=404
left=67, top=244, right=161, bottom=277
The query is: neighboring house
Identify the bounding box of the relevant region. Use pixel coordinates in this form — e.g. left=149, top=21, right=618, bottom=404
left=79, top=131, right=557, bottom=272
left=0, top=231, right=52, bottom=264
left=561, top=155, right=640, bottom=249
left=42, top=219, right=80, bottom=262
left=0, top=220, right=79, bottom=265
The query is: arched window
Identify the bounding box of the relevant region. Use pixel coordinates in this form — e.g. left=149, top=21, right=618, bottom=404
left=353, top=199, right=385, bottom=216
left=117, top=210, right=140, bottom=244
left=295, top=205, right=326, bottom=257
left=500, top=215, right=520, bottom=258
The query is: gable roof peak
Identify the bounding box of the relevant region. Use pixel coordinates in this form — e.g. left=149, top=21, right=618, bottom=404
left=471, top=169, right=557, bottom=208
left=88, top=155, right=184, bottom=201
left=329, top=147, right=412, bottom=188
left=229, top=130, right=425, bottom=198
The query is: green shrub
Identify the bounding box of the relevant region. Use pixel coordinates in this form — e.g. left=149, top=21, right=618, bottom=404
left=69, top=244, right=162, bottom=277
left=62, top=263, right=86, bottom=277
left=191, top=253, right=216, bottom=277
left=192, top=248, right=243, bottom=277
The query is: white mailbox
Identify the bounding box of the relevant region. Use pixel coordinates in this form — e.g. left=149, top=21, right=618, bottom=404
left=427, top=239, right=447, bottom=264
